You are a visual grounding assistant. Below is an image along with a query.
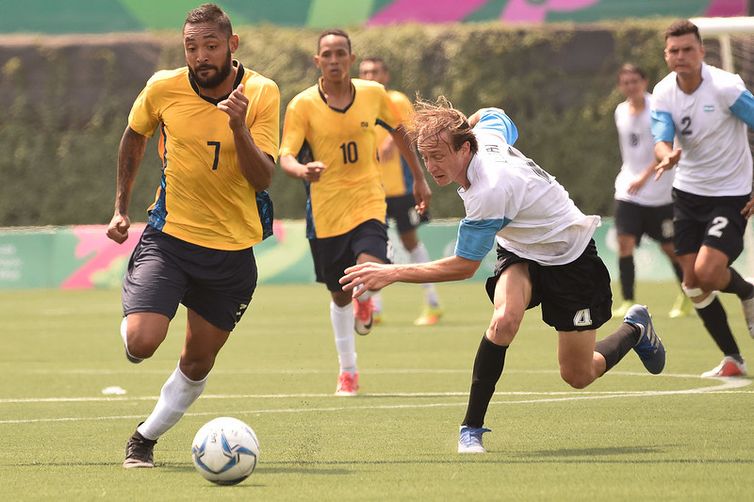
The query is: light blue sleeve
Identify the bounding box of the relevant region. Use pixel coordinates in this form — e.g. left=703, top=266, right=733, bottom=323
left=475, top=108, right=519, bottom=145
left=454, top=218, right=510, bottom=261
left=651, top=110, right=675, bottom=143
left=730, top=90, right=754, bottom=129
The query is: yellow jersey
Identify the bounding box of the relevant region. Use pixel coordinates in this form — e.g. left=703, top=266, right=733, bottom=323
left=280, top=79, right=399, bottom=239
left=378, top=90, right=415, bottom=197
left=128, top=62, right=280, bottom=250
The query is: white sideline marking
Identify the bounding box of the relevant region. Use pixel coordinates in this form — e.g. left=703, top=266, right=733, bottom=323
left=0, top=373, right=749, bottom=425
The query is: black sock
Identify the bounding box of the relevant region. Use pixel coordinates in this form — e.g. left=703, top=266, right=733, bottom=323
left=721, top=268, right=754, bottom=300
left=695, top=296, right=741, bottom=356
left=671, top=262, right=684, bottom=283
left=595, top=323, right=641, bottom=372
left=461, top=336, right=508, bottom=428
left=619, top=256, right=635, bottom=301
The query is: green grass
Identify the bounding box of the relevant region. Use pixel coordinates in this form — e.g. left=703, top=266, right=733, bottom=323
left=1, top=282, right=753, bottom=500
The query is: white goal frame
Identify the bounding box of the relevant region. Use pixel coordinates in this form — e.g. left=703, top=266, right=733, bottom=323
left=690, top=16, right=754, bottom=72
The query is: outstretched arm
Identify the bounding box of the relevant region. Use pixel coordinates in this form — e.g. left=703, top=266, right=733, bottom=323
left=107, top=126, right=148, bottom=244
left=340, top=255, right=480, bottom=297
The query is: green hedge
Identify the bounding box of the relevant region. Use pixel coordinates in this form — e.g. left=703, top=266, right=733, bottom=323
left=0, top=21, right=679, bottom=226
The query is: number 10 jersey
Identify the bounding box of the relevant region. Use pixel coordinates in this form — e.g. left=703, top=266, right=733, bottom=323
left=280, top=79, right=399, bottom=239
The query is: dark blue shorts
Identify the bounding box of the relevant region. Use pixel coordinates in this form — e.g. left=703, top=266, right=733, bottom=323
left=386, top=194, right=430, bottom=234
left=122, top=225, right=257, bottom=332
left=309, top=219, right=389, bottom=292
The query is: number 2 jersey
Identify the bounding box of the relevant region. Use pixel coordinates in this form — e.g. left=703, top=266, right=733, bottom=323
left=455, top=109, right=600, bottom=266
left=128, top=62, right=280, bottom=250
left=651, top=62, right=754, bottom=197
left=279, top=79, right=399, bottom=239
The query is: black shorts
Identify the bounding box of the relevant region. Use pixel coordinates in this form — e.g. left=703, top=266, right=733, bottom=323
left=386, top=194, right=429, bottom=234
left=672, top=188, right=749, bottom=262
left=309, top=219, right=389, bottom=292
left=122, top=225, right=257, bottom=332
left=485, top=240, right=612, bottom=332
left=614, top=200, right=674, bottom=245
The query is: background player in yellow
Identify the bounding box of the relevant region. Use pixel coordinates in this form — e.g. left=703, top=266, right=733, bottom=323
left=105, top=3, right=279, bottom=468
left=280, top=29, right=431, bottom=396
left=359, top=56, right=443, bottom=326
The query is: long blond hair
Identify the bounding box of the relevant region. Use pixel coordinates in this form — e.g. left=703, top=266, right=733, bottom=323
left=408, top=96, right=478, bottom=155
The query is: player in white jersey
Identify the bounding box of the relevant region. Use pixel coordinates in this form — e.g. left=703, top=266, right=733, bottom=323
left=340, top=99, right=666, bottom=454
left=612, top=63, right=690, bottom=319
left=652, top=20, right=754, bottom=378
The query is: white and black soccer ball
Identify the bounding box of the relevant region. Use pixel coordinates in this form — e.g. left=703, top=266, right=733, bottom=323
left=191, top=417, right=260, bottom=485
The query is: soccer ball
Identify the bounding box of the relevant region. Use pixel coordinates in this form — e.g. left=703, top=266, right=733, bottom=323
left=191, top=417, right=260, bottom=485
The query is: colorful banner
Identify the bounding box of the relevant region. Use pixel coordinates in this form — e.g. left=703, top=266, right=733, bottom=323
left=0, top=0, right=745, bottom=33
left=4, top=219, right=750, bottom=289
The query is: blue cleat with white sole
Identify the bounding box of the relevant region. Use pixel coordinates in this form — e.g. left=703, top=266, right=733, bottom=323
left=624, top=304, right=665, bottom=374
left=458, top=426, right=491, bottom=453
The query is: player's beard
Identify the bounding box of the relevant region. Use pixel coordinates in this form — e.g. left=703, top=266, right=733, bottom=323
left=190, top=49, right=232, bottom=89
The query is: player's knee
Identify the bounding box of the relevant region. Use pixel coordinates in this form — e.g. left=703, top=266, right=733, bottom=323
left=126, top=333, right=160, bottom=359
left=560, top=367, right=593, bottom=389
left=488, top=310, right=522, bottom=345
left=693, top=267, right=721, bottom=291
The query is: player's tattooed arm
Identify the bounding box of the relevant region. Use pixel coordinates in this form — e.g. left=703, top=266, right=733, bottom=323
left=107, top=126, right=148, bottom=244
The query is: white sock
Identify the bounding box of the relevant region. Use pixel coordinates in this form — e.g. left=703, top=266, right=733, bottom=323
left=137, top=365, right=207, bottom=440
left=409, top=243, right=440, bottom=307
left=120, top=317, right=143, bottom=363
left=330, top=301, right=357, bottom=373
left=354, top=284, right=375, bottom=301
left=372, top=292, right=383, bottom=313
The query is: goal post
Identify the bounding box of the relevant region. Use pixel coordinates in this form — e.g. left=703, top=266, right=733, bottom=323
left=691, top=16, right=754, bottom=72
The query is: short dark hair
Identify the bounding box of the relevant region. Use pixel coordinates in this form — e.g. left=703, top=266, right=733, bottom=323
left=317, top=29, right=351, bottom=53
left=617, top=63, right=646, bottom=81
left=665, top=19, right=702, bottom=43
left=184, top=3, right=233, bottom=38
left=361, top=56, right=387, bottom=71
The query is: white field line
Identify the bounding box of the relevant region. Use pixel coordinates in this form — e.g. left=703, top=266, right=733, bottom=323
left=0, top=373, right=749, bottom=425
left=0, top=371, right=748, bottom=404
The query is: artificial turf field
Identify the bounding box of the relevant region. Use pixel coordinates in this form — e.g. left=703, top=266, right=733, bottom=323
left=1, top=282, right=753, bottom=501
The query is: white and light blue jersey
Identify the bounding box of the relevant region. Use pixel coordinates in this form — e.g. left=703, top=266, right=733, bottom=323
left=651, top=63, right=754, bottom=196
left=455, top=108, right=600, bottom=266
left=614, top=93, right=673, bottom=206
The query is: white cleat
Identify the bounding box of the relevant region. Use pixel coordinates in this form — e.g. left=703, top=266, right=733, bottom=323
left=701, top=356, right=748, bottom=378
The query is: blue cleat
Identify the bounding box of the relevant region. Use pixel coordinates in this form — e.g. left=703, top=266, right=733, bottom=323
left=458, top=426, right=491, bottom=454
left=624, top=304, right=665, bottom=374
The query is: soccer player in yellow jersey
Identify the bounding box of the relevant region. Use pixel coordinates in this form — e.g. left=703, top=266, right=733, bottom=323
left=359, top=56, right=443, bottom=326
left=280, top=29, right=431, bottom=396
left=105, top=4, right=279, bottom=468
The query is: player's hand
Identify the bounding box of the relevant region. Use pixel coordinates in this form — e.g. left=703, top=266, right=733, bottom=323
left=339, top=262, right=395, bottom=297
left=654, top=148, right=681, bottom=180
left=741, top=196, right=754, bottom=219
left=302, top=161, right=326, bottom=182
left=107, top=212, right=131, bottom=244
left=628, top=175, right=648, bottom=194
left=217, top=84, right=249, bottom=131
left=413, top=178, right=432, bottom=215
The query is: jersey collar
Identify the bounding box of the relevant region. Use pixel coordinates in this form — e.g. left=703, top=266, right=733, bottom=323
left=317, top=78, right=356, bottom=113
left=188, top=60, right=245, bottom=105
